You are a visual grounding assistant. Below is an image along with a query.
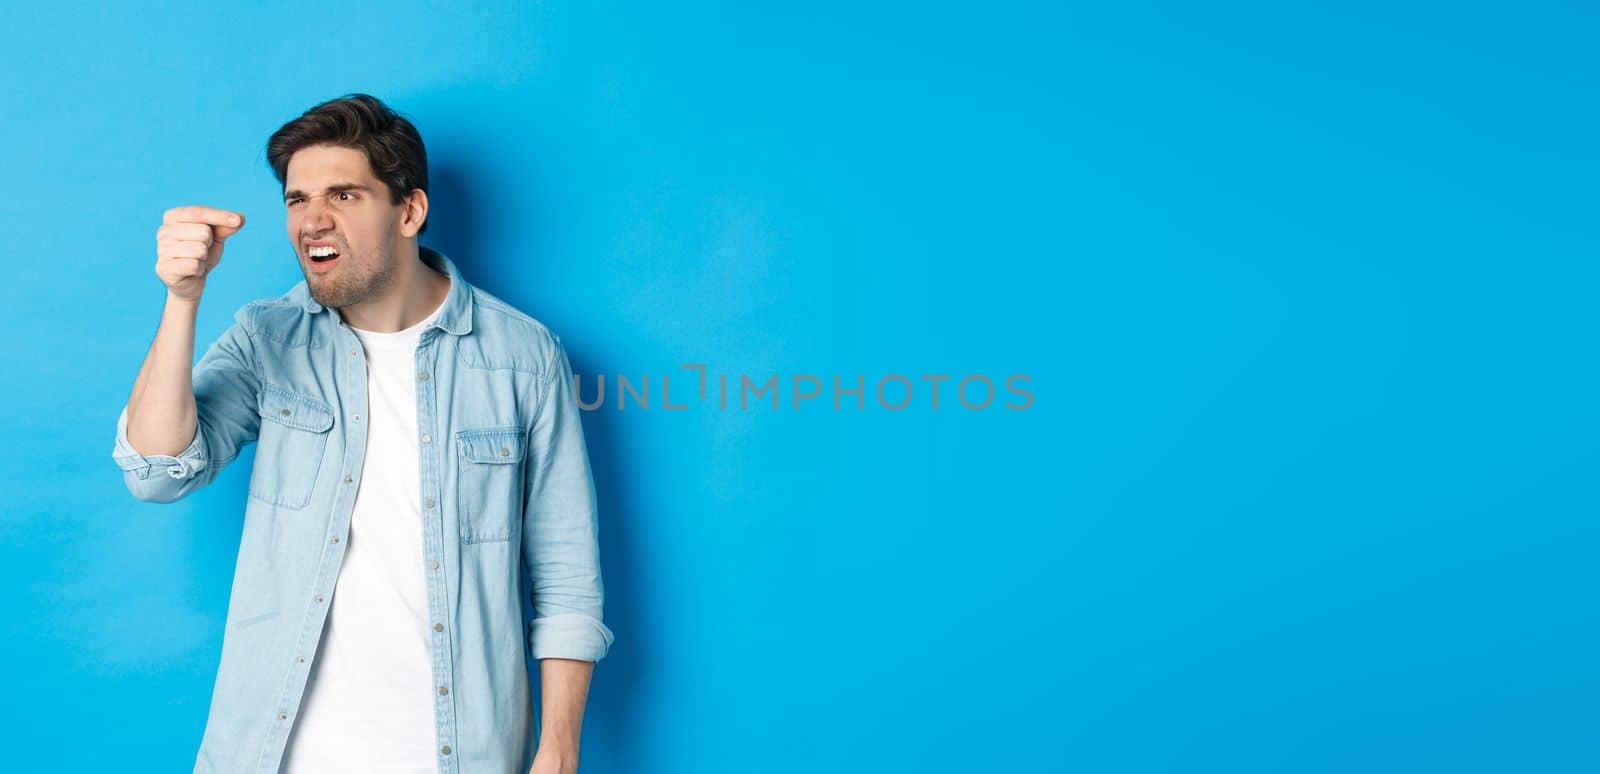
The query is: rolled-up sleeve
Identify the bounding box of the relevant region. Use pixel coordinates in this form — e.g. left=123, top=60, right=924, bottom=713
left=112, top=403, right=211, bottom=494
left=111, top=306, right=262, bottom=503
left=522, top=334, right=615, bottom=662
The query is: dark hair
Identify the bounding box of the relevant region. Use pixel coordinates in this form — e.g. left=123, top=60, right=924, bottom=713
left=266, top=93, right=429, bottom=235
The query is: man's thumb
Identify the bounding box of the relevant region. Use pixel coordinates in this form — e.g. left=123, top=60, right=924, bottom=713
left=213, top=212, right=246, bottom=241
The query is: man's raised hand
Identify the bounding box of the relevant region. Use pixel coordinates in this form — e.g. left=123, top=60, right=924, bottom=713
left=156, top=206, right=245, bottom=302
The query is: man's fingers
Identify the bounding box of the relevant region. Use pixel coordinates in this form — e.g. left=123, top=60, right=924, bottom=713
left=212, top=220, right=245, bottom=241
left=161, top=221, right=214, bottom=245
left=165, top=240, right=208, bottom=261
left=163, top=205, right=244, bottom=229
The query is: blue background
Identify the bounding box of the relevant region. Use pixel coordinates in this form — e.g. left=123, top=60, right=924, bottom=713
left=3, top=1, right=1596, bottom=772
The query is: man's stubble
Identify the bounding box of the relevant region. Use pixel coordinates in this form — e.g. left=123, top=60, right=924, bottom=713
left=305, top=242, right=401, bottom=312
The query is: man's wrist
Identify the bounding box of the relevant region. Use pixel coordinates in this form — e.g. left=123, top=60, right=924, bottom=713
left=165, top=290, right=202, bottom=313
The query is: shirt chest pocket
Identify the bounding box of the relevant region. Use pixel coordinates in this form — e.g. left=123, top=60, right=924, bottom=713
left=455, top=426, right=528, bottom=544
left=249, top=383, right=336, bottom=510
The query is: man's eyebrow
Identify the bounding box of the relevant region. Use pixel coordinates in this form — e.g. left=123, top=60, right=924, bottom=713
left=283, top=182, right=372, bottom=200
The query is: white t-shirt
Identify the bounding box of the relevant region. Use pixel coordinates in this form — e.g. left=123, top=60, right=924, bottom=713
left=280, top=290, right=447, bottom=774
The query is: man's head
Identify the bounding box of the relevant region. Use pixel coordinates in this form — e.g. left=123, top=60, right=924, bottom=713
left=266, top=93, right=429, bottom=309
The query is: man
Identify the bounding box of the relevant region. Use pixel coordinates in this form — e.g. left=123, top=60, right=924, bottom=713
left=110, top=93, right=613, bottom=774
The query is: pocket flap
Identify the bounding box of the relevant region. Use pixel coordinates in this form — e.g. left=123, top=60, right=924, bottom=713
left=457, top=426, right=527, bottom=463
left=258, top=384, right=335, bottom=433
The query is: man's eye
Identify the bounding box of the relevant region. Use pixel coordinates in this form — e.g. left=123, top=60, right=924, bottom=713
left=286, top=198, right=302, bottom=206
left=337, top=192, right=355, bottom=201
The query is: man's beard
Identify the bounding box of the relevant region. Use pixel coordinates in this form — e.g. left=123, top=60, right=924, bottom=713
left=306, top=247, right=399, bottom=310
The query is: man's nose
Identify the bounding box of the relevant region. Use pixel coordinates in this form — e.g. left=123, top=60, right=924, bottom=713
left=299, top=194, right=336, bottom=230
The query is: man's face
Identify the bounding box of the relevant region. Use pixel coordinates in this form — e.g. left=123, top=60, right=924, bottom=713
left=283, top=144, right=405, bottom=310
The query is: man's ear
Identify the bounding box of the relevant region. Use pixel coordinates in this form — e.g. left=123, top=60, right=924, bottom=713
left=400, top=188, right=429, bottom=238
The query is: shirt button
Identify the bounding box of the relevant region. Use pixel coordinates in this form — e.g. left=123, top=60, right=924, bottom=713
left=421, top=434, right=432, bottom=444
left=433, top=623, right=444, bottom=632
left=441, top=746, right=452, bottom=756
left=438, top=686, right=448, bottom=696
left=429, top=560, right=439, bottom=570
left=280, top=409, right=291, bottom=417
left=315, top=594, right=325, bottom=603
left=419, top=371, right=430, bottom=381
left=500, top=447, right=510, bottom=457
left=278, top=712, right=287, bottom=720
left=344, top=475, right=353, bottom=484
left=424, top=498, right=435, bottom=508
left=298, top=656, right=305, bottom=663
left=350, top=348, right=358, bottom=356
left=352, top=414, right=360, bottom=422
left=331, top=536, right=339, bottom=544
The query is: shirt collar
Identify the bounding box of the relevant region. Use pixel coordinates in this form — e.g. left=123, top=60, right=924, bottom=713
left=299, top=245, right=473, bottom=336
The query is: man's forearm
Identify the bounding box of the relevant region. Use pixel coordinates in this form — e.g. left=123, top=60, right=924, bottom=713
left=125, top=291, right=201, bottom=456
left=536, top=657, right=595, bottom=757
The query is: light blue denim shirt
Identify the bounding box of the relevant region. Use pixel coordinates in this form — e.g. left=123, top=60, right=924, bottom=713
left=110, top=246, right=614, bottom=774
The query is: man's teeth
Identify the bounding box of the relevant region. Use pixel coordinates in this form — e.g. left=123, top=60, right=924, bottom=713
left=309, top=246, right=339, bottom=259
